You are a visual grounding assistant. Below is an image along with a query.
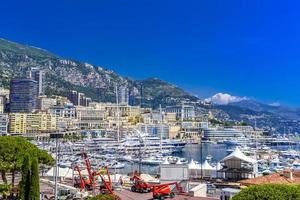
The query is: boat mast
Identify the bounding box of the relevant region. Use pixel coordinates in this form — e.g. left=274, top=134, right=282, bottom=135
left=159, top=104, right=163, bottom=151
left=255, top=119, right=257, bottom=159
left=138, top=131, right=143, bottom=174
left=115, top=85, right=120, bottom=143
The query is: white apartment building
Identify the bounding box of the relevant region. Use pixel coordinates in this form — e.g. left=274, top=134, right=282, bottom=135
left=76, top=106, right=105, bottom=129
left=0, top=114, right=8, bottom=135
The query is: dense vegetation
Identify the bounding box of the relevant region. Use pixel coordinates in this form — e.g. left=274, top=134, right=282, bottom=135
left=209, top=118, right=248, bottom=126
left=233, top=184, right=300, bottom=200
left=0, top=136, right=54, bottom=199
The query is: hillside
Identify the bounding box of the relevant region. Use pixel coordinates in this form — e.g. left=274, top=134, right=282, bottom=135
left=0, top=38, right=197, bottom=107
left=1, top=38, right=300, bottom=134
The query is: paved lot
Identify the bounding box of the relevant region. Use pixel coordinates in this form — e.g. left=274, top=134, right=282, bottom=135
left=115, top=189, right=218, bottom=200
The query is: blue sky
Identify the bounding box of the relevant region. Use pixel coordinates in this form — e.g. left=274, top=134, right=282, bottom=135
left=1, top=0, right=300, bottom=106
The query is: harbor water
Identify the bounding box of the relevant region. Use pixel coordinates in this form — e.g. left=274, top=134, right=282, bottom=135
left=114, top=143, right=228, bottom=175
left=115, top=142, right=300, bottom=175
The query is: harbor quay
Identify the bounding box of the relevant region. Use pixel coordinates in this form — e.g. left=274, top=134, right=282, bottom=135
left=30, top=131, right=300, bottom=200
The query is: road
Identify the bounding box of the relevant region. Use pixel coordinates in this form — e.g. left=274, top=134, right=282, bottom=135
left=115, top=190, right=218, bottom=200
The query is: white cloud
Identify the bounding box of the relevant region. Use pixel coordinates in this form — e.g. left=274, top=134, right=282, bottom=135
left=206, top=93, right=248, bottom=105
left=269, top=102, right=281, bottom=107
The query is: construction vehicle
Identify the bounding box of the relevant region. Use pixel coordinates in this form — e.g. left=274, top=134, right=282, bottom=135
left=152, top=182, right=186, bottom=200
left=130, top=174, right=152, bottom=193
left=81, top=151, right=120, bottom=199
left=82, top=152, right=95, bottom=188
left=92, top=166, right=114, bottom=195
left=74, top=165, right=93, bottom=191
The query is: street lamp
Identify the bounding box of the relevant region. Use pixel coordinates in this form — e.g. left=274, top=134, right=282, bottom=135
left=50, top=133, right=64, bottom=200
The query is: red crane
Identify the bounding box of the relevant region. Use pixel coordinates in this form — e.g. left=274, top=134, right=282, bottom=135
left=82, top=152, right=95, bottom=187
left=74, top=165, right=93, bottom=191
left=92, top=166, right=114, bottom=195
left=81, top=151, right=119, bottom=199
left=152, top=182, right=186, bottom=200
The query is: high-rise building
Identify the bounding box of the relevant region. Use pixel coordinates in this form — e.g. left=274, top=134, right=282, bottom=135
left=9, top=79, right=38, bottom=113
left=29, top=68, right=44, bottom=96
left=33, top=70, right=44, bottom=96
left=117, top=86, right=129, bottom=105
left=67, top=90, right=91, bottom=106
left=68, top=90, right=80, bottom=105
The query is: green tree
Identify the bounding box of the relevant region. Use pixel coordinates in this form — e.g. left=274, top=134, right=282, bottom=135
left=233, top=184, right=300, bottom=200
left=0, top=136, right=54, bottom=187
left=29, top=157, right=40, bottom=200
left=20, top=154, right=31, bottom=200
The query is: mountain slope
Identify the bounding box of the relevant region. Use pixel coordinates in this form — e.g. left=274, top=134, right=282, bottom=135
left=0, top=38, right=197, bottom=107
left=1, top=38, right=300, bottom=134
left=213, top=99, right=300, bottom=134
left=229, top=99, right=300, bottom=120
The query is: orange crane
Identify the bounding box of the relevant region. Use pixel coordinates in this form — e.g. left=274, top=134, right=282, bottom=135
left=74, top=165, right=93, bottom=191
left=92, top=166, right=114, bottom=195
left=82, top=152, right=95, bottom=188
left=81, top=151, right=120, bottom=199
left=152, top=182, right=186, bottom=200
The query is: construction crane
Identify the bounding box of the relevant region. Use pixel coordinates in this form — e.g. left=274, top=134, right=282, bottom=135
left=92, top=166, right=114, bottom=195
left=74, top=165, right=92, bottom=191
left=81, top=151, right=120, bottom=199
left=152, top=182, right=186, bottom=200
left=82, top=152, right=95, bottom=187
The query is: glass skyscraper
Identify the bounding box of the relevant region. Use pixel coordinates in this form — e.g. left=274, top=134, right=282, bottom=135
left=9, top=79, right=38, bottom=113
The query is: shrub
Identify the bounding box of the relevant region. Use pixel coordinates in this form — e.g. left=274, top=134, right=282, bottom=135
left=232, top=184, right=300, bottom=200
left=88, top=194, right=120, bottom=200
left=0, top=184, right=11, bottom=199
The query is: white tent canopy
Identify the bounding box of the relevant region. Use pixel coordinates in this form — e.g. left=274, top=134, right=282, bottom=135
left=216, top=162, right=222, bottom=170
left=188, top=159, right=199, bottom=169
left=162, top=158, right=170, bottom=165
left=188, top=159, right=217, bottom=178
left=221, top=147, right=256, bottom=164
left=46, top=167, right=75, bottom=179
left=202, top=160, right=214, bottom=170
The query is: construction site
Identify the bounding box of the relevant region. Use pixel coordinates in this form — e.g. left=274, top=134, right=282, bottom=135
left=40, top=151, right=227, bottom=200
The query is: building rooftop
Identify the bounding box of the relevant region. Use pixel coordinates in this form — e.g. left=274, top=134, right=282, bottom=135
left=240, top=170, right=300, bottom=186
left=221, top=147, right=256, bottom=164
